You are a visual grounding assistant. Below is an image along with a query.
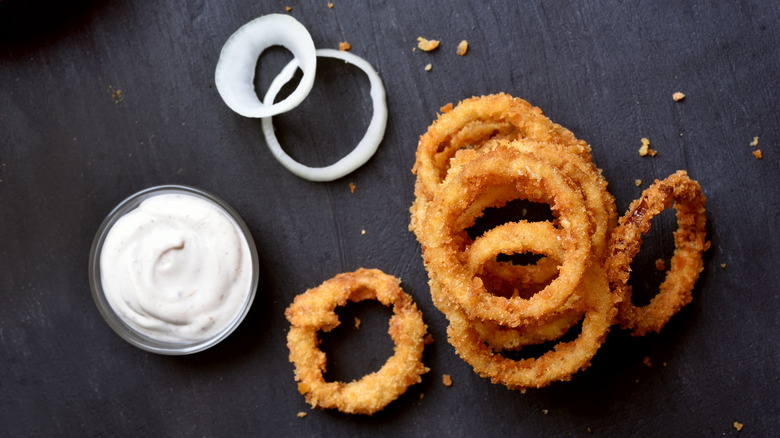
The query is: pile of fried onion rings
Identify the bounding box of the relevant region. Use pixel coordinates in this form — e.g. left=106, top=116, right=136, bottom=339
left=285, top=268, right=429, bottom=414
left=410, top=93, right=708, bottom=390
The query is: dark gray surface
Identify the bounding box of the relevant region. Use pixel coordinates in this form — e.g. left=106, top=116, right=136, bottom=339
left=1, top=1, right=778, bottom=436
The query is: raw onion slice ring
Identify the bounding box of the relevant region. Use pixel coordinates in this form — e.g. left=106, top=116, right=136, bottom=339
left=215, top=14, right=317, bottom=118
left=261, top=48, right=388, bottom=182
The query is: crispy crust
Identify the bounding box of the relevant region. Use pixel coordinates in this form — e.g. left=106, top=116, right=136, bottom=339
left=285, top=268, right=429, bottom=414
left=606, top=171, right=708, bottom=335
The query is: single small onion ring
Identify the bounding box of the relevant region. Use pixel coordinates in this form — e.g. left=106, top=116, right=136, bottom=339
left=215, top=14, right=317, bottom=118
left=285, top=268, right=429, bottom=415
left=261, top=49, right=388, bottom=181
left=605, top=170, right=708, bottom=336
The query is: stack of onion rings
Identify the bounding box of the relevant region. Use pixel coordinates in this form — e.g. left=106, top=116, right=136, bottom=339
left=285, top=268, right=429, bottom=415
left=410, top=94, right=708, bottom=389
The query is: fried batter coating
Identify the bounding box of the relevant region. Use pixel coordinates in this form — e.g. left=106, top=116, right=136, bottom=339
left=285, top=268, right=429, bottom=414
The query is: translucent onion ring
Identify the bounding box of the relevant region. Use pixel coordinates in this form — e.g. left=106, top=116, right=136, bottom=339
left=215, top=14, right=317, bottom=118
left=261, top=49, right=388, bottom=182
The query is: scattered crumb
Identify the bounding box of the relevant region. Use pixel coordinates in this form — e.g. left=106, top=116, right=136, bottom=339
left=442, top=374, right=453, bottom=387
left=354, top=317, right=361, bottom=330
left=750, top=136, right=759, bottom=147
left=107, top=86, right=124, bottom=104
left=456, top=40, right=469, bottom=56
left=542, top=409, right=549, bottom=415
left=721, top=263, right=727, bottom=269
left=635, top=379, right=640, bottom=383
left=297, top=411, right=307, bottom=418
left=338, top=41, right=351, bottom=51
left=423, top=333, right=435, bottom=345
left=522, top=208, right=528, bottom=216
left=361, top=229, right=366, bottom=235
left=643, top=356, right=652, bottom=367
left=662, top=362, right=667, bottom=367
left=419, top=393, right=424, bottom=400
left=440, top=102, right=454, bottom=113
left=672, top=92, right=685, bottom=101
left=752, top=149, right=763, bottom=159
left=417, top=37, right=440, bottom=51
left=328, top=2, right=334, bottom=8
left=349, top=182, right=356, bottom=193
left=638, top=137, right=657, bottom=157
left=634, top=179, right=642, bottom=187
left=587, top=427, right=592, bottom=433
left=285, top=6, right=292, bottom=12
left=655, top=259, right=666, bottom=271
left=424, top=63, right=432, bottom=71
left=733, top=422, right=743, bottom=432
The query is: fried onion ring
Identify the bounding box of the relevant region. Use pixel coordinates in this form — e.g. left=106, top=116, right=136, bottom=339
left=285, top=268, right=429, bottom=415
left=420, top=145, right=592, bottom=327
left=446, top=265, right=617, bottom=390
left=409, top=94, right=707, bottom=390
left=605, top=171, right=708, bottom=336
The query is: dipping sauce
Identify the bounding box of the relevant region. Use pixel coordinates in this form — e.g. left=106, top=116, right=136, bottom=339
left=95, top=188, right=255, bottom=347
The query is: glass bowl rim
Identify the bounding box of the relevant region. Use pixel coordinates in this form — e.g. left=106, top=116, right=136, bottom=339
left=88, top=184, right=259, bottom=355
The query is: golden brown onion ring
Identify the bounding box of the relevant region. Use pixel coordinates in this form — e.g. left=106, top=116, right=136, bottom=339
left=445, top=264, right=617, bottom=390
left=420, top=145, right=592, bottom=327
left=605, top=171, right=708, bottom=336
left=285, top=268, right=429, bottom=415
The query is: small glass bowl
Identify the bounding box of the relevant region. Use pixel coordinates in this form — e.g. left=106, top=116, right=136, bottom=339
left=88, top=185, right=259, bottom=355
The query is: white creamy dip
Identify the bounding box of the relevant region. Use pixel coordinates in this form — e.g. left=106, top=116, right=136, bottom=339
left=99, top=192, right=253, bottom=343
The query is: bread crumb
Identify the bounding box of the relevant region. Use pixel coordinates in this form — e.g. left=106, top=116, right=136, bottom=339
left=297, top=411, right=307, bottom=418
left=285, top=6, right=292, bottom=12
left=643, top=356, right=652, bottom=367
left=442, top=374, right=453, bottom=386
left=424, top=63, right=432, bottom=71
left=672, top=92, right=685, bottom=101
left=752, top=149, right=763, bottom=159
left=107, top=85, right=124, bottom=104
left=721, top=263, right=727, bottom=269
left=348, top=182, right=356, bottom=193
left=542, top=409, right=549, bottom=415
left=338, top=41, right=351, bottom=51
left=440, top=102, right=453, bottom=113
left=587, top=427, right=592, bottom=433
left=354, top=317, right=361, bottom=329
left=327, top=2, right=334, bottom=8
left=638, top=137, right=657, bottom=157
left=655, top=259, right=666, bottom=271
left=634, top=179, right=642, bottom=187
left=419, top=393, right=424, bottom=400
left=423, top=333, right=435, bottom=345
left=456, top=40, right=469, bottom=56
left=417, top=37, right=440, bottom=51
left=733, top=422, right=743, bottom=431
left=750, top=136, right=759, bottom=147
left=361, top=229, right=366, bottom=235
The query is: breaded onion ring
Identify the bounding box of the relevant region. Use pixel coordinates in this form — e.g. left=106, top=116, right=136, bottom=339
left=420, top=145, right=592, bottom=327
left=410, top=93, right=591, bottom=233
left=605, top=171, right=708, bottom=336
left=445, top=265, right=617, bottom=390
left=285, top=268, right=429, bottom=415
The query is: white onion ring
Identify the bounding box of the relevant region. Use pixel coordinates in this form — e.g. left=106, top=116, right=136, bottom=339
left=261, top=49, right=388, bottom=181
left=215, top=14, right=317, bottom=118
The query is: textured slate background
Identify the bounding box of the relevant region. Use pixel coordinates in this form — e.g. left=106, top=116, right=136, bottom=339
left=1, top=1, right=778, bottom=436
